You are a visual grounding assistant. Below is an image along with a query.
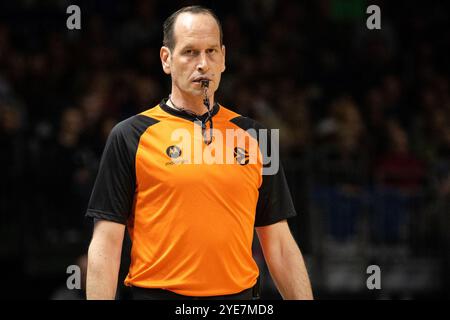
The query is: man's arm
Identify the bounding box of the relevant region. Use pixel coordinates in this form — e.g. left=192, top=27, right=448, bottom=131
left=256, top=219, right=313, bottom=300
left=86, top=220, right=125, bottom=300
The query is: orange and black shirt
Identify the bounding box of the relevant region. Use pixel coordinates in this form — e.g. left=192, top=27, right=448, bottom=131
left=86, top=99, right=297, bottom=296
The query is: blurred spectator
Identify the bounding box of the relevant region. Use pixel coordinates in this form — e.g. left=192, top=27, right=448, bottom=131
left=315, top=96, right=369, bottom=189
left=0, top=102, right=27, bottom=256
left=371, top=120, right=426, bottom=244
left=313, top=97, right=369, bottom=244
left=375, top=120, right=426, bottom=193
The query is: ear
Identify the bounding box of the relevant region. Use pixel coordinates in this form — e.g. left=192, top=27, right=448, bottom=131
left=221, top=45, right=226, bottom=72
left=160, top=46, right=171, bottom=75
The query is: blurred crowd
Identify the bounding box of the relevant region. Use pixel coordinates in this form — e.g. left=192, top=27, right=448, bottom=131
left=0, top=0, right=449, bottom=298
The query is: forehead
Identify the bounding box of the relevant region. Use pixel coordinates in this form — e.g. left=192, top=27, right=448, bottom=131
left=173, top=12, right=221, bottom=48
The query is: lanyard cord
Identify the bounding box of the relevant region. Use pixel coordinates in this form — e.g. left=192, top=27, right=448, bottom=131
left=202, top=83, right=213, bottom=145
left=168, top=94, right=213, bottom=145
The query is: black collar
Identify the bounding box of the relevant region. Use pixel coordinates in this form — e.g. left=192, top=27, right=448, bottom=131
left=160, top=98, right=220, bottom=123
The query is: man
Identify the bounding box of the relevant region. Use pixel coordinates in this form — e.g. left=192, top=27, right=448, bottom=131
left=86, top=5, right=313, bottom=300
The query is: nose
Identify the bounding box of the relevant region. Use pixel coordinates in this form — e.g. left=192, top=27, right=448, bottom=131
left=196, top=52, right=210, bottom=73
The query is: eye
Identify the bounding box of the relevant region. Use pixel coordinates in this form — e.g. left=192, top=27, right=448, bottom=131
left=207, top=48, right=217, bottom=54
left=183, top=49, right=197, bottom=56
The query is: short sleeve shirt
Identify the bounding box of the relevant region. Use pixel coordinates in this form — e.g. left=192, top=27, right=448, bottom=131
left=86, top=100, right=297, bottom=296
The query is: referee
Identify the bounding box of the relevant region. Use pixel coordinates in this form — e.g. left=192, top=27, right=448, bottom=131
left=85, top=6, right=313, bottom=300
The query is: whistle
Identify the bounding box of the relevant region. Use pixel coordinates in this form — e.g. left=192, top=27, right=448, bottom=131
left=201, top=80, right=210, bottom=88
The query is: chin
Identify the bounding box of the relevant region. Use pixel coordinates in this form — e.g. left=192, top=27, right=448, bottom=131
left=190, top=87, right=206, bottom=95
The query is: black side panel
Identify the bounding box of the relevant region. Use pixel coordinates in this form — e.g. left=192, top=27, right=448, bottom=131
left=85, top=115, right=159, bottom=225
left=230, top=115, right=297, bottom=227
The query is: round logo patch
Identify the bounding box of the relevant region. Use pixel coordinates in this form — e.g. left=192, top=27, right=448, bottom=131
left=166, top=145, right=182, bottom=159
left=234, top=147, right=249, bottom=165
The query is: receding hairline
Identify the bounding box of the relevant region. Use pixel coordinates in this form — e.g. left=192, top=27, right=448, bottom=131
left=172, top=12, right=222, bottom=44
left=163, top=6, right=223, bottom=50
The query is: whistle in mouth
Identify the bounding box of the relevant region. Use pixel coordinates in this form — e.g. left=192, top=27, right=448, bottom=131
left=200, top=80, right=210, bottom=88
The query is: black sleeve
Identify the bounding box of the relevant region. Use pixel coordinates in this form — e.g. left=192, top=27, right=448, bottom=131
left=254, top=163, right=297, bottom=227
left=229, top=115, right=297, bottom=227
left=85, top=120, right=138, bottom=225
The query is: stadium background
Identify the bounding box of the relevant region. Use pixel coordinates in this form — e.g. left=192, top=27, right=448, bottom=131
left=0, top=0, right=449, bottom=299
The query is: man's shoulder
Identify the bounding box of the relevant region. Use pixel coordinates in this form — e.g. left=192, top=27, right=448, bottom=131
left=139, top=103, right=166, bottom=119
left=219, top=104, right=267, bottom=131
left=110, top=106, right=161, bottom=137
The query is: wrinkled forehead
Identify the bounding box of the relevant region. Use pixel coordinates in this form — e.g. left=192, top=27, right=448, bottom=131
left=173, top=12, right=221, bottom=49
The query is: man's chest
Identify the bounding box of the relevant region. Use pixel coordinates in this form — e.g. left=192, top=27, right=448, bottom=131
left=134, top=122, right=262, bottom=194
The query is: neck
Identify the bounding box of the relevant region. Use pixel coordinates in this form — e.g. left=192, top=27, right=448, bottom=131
left=169, top=89, right=214, bottom=115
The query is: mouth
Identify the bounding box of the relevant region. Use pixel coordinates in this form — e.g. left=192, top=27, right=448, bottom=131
left=192, top=77, right=211, bottom=83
